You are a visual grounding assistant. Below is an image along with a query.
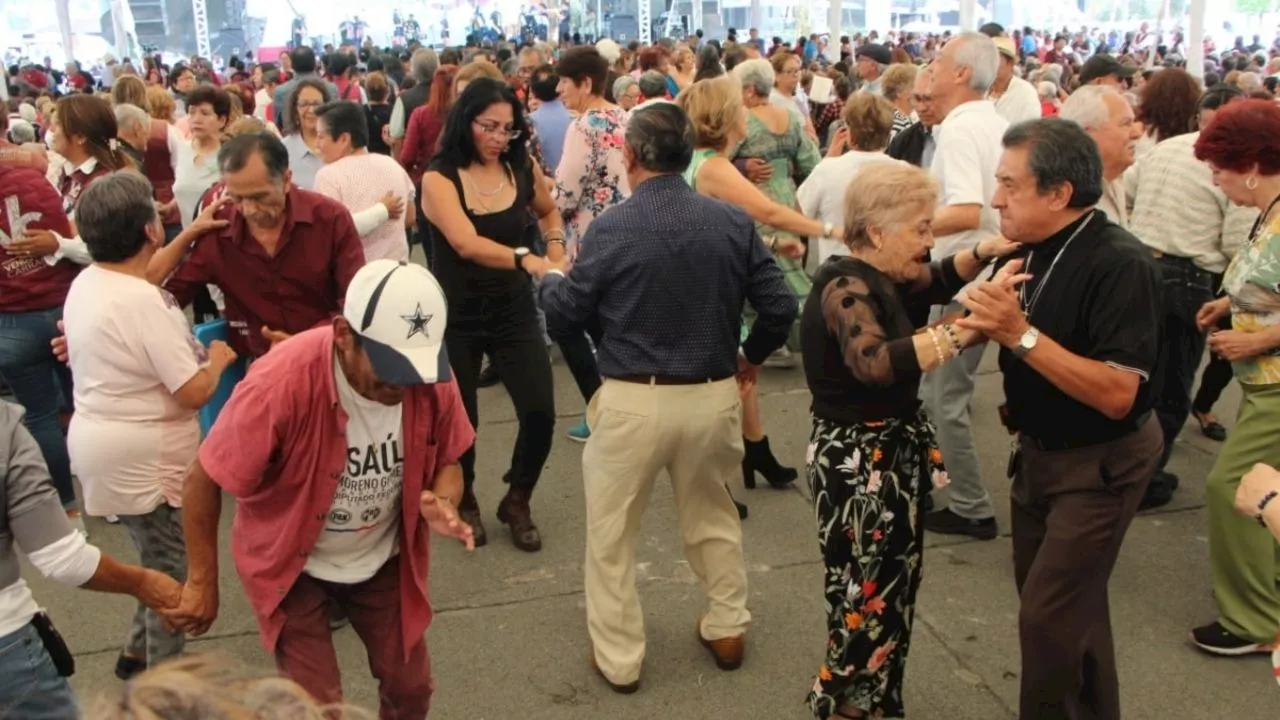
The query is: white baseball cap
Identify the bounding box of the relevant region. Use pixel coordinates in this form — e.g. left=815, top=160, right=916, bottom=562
left=343, top=260, right=451, bottom=386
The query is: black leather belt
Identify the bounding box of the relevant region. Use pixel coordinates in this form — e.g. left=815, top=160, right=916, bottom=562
left=1021, top=410, right=1153, bottom=452
left=611, top=374, right=734, bottom=386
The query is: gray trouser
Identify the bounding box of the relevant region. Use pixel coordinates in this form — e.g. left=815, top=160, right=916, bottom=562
left=922, top=302, right=992, bottom=520
left=118, top=504, right=187, bottom=665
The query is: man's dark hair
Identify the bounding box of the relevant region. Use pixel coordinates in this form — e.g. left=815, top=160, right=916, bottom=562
left=314, top=101, right=369, bottom=149
left=434, top=78, right=529, bottom=172
left=1002, top=118, right=1103, bottom=208
left=290, top=46, right=318, bottom=74
left=440, top=48, right=461, bottom=65
left=978, top=23, right=1005, bottom=38
left=78, top=171, right=158, bottom=263
left=625, top=102, right=694, bottom=175
left=218, top=132, right=290, bottom=181
left=530, top=64, right=559, bottom=103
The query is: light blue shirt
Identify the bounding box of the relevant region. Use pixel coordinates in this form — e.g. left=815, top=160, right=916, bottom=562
left=281, top=133, right=323, bottom=190
left=529, top=100, right=573, bottom=172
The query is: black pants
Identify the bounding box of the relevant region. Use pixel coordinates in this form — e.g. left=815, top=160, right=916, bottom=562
left=414, top=187, right=434, bottom=268
left=545, top=307, right=602, bottom=403
left=1193, top=313, right=1235, bottom=415
left=1152, top=256, right=1219, bottom=470
left=446, top=288, right=555, bottom=493
left=1012, top=418, right=1161, bottom=720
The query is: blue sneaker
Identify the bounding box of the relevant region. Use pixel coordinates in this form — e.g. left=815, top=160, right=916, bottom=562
left=567, top=418, right=591, bottom=443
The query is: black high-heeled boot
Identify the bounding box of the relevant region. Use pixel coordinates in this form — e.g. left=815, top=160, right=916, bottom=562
left=742, top=436, right=798, bottom=489
left=727, top=485, right=748, bottom=520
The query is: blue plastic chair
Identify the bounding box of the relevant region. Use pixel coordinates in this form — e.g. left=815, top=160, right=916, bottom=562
left=192, top=319, right=247, bottom=437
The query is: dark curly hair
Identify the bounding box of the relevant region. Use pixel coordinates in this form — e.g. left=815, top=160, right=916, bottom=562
left=1137, top=68, right=1202, bottom=142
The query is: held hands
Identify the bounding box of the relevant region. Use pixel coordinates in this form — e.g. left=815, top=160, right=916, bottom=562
left=1196, top=297, right=1230, bottom=333
left=380, top=191, right=406, bottom=220
left=9, top=228, right=59, bottom=257
left=955, top=259, right=1034, bottom=348
left=420, top=490, right=475, bottom=550
left=135, top=569, right=183, bottom=616
left=160, top=579, right=219, bottom=636
left=1207, top=329, right=1266, bottom=362
left=770, top=237, right=806, bottom=260
left=1235, top=463, right=1280, bottom=521
left=735, top=353, right=760, bottom=397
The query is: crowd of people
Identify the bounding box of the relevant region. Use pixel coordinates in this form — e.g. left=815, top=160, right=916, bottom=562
left=1, top=17, right=1280, bottom=720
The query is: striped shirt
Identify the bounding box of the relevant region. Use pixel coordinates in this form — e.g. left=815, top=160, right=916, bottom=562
left=1127, top=132, right=1257, bottom=273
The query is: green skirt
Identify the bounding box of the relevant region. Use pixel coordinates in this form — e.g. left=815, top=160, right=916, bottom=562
left=741, top=254, right=810, bottom=351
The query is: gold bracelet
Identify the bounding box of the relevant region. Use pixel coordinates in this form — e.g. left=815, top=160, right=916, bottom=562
left=926, top=327, right=950, bottom=365
left=546, top=238, right=566, bottom=246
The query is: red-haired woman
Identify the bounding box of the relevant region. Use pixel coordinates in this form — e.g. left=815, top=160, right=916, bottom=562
left=400, top=64, right=459, bottom=260
left=1190, top=98, right=1280, bottom=657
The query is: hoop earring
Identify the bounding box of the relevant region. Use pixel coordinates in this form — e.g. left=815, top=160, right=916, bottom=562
left=1247, top=175, right=1259, bottom=191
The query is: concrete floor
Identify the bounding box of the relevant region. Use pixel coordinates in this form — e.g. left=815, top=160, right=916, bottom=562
left=23, top=345, right=1279, bottom=720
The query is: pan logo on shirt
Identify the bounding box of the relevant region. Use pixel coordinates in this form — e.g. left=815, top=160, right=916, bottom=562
left=401, top=303, right=433, bottom=340
left=330, top=508, right=352, bottom=525
left=325, top=436, right=404, bottom=534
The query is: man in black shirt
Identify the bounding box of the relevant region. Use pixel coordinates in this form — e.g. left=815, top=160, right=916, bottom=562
left=958, top=118, right=1162, bottom=720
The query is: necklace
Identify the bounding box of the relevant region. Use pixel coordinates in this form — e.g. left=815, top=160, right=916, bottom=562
left=1247, top=191, right=1280, bottom=245
left=462, top=165, right=507, bottom=198
left=1018, top=212, right=1096, bottom=320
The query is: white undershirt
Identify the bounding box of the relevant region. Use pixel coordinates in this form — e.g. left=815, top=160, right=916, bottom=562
left=303, top=355, right=404, bottom=584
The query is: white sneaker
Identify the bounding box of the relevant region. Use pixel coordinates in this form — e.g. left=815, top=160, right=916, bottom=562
left=105, top=515, right=120, bottom=524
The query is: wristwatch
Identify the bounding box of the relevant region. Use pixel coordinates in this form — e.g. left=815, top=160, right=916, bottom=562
left=1011, top=326, right=1040, bottom=359
left=514, top=247, right=531, bottom=275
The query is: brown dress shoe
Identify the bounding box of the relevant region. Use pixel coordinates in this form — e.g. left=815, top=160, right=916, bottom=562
left=457, top=491, right=487, bottom=548
left=496, top=487, right=542, bottom=552
left=696, top=614, right=744, bottom=670
left=589, top=646, right=640, bottom=694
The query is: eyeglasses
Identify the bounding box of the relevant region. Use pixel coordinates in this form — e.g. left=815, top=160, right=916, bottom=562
left=297, top=101, right=323, bottom=111
left=473, top=120, right=522, bottom=141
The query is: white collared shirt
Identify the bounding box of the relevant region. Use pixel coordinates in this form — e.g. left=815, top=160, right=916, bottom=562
left=930, top=99, right=1008, bottom=264
left=994, top=76, right=1042, bottom=126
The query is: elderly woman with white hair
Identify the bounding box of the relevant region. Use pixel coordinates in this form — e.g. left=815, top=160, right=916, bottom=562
left=731, top=57, right=821, bottom=366
left=800, top=163, right=1017, bottom=720
left=611, top=75, right=640, bottom=111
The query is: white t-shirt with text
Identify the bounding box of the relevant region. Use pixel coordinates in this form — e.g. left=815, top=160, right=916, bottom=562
left=304, top=357, right=404, bottom=584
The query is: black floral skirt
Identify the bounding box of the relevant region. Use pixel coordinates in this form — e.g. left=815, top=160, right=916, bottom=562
left=804, top=410, right=945, bottom=719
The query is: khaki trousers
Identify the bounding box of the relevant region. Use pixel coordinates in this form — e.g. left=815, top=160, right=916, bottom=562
left=583, top=377, right=751, bottom=685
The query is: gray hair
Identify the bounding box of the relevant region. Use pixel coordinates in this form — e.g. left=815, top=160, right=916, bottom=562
left=612, top=75, right=638, bottom=100
left=500, top=58, right=520, bottom=77
left=410, top=48, right=438, bottom=83
left=1059, top=85, right=1122, bottom=130
left=1038, top=63, right=1064, bottom=87
left=733, top=58, right=775, bottom=98
left=7, top=119, right=34, bottom=144
left=949, top=32, right=1000, bottom=94
left=113, top=103, right=150, bottom=134
left=77, top=171, right=158, bottom=263
left=1002, top=118, right=1103, bottom=208
left=638, top=70, right=668, bottom=98
left=1037, top=81, right=1058, bottom=101
left=595, top=39, right=621, bottom=65
left=521, top=45, right=547, bottom=65
left=1238, top=71, right=1263, bottom=93
left=625, top=102, right=695, bottom=174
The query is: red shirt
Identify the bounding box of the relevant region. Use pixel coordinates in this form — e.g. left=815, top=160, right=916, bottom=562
left=0, top=165, right=78, bottom=312
left=164, top=188, right=366, bottom=359
left=198, top=326, right=475, bottom=655
left=58, top=158, right=113, bottom=219
left=399, top=104, right=446, bottom=185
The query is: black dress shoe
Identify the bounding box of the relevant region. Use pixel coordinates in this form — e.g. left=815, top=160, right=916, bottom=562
left=115, top=653, right=146, bottom=680
left=1139, top=471, right=1177, bottom=511
left=1193, top=411, right=1228, bottom=442
left=924, top=508, right=998, bottom=540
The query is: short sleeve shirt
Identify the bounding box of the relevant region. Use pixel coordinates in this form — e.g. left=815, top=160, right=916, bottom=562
left=1223, top=214, right=1280, bottom=385
left=997, top=210, right=1161, bottom=444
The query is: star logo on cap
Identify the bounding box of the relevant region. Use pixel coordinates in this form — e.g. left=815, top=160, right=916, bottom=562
left=401, top=303, right=432, bottom=340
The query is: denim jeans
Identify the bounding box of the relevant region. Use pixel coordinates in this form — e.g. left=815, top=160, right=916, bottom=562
left=1153, top=256, right=1220, bottom=470
left=0, top=307, right=75, bottom=507
left=0, top=622, right=78, bottom=720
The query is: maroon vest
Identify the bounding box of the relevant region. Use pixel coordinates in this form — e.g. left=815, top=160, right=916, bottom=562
left=145, top=119, right=180, bottom=226
left=0, top=165, right=79, bottom=312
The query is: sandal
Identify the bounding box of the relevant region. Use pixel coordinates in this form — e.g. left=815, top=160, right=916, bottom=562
left=1193, top=411, right=1228, bottom=442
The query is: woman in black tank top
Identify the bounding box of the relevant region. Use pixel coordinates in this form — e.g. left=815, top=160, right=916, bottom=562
left=421, top=78, right=565, bottom=553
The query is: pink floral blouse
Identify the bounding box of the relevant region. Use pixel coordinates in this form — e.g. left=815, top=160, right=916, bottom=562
left=554, top=106, right=631, bottom=258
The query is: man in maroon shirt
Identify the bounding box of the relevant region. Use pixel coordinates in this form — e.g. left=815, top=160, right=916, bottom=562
left=167, top=260, right=475, bottom=718
left=152, top=132, right=367, bottom=359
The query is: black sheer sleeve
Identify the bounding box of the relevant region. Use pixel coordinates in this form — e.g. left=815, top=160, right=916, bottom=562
left=821, top=274, right=923, bottom=388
